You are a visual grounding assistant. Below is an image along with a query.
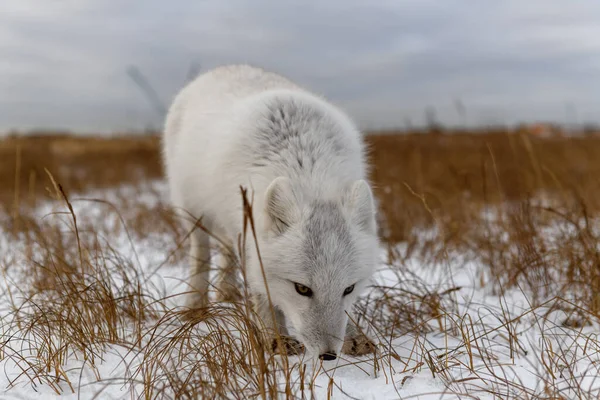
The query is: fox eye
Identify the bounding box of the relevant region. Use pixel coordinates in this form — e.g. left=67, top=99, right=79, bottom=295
left=343, top=284, right=355, bottom=296
left=294, top=283, right=313, bottom=297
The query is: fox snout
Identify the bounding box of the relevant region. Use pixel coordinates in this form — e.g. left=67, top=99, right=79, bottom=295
left=300, top=313, right=347, bottom=361
left=314, top=329, right=345, bottom=361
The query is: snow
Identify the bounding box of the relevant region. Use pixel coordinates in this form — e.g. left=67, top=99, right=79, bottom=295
left=1, top=180, right=599, bottom=399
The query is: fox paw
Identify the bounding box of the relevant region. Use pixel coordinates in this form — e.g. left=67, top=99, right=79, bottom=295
left=181, top=293, right=209, bottom=321
left=342, top=334, right=376, bottom=356
left=185, top=292, right=208, bottom=310
left=215, top=286, right=242, bottom=303
left=271, top=336, right=305, bottom=356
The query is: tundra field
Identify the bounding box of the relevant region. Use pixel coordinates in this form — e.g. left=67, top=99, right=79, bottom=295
left=2, top=129, right=600, bottom=399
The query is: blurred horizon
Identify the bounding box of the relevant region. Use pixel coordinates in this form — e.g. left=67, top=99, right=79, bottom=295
left=2, top=0, right=600, bottom=134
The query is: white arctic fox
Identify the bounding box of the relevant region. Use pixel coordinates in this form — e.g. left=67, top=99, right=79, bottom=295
left=162, top=64, right=378, bottom=360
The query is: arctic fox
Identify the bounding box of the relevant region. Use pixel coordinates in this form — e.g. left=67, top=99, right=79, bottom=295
left=162, top=64, right=378, bottom=360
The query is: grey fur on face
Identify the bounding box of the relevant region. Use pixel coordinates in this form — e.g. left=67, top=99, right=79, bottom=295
left=302, top=201, right=355, bottom=278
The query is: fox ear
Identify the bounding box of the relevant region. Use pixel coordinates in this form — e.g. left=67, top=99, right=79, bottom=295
left=345, top=180, right=376, bottom=234
left=265, top=177, right=300, bottom=234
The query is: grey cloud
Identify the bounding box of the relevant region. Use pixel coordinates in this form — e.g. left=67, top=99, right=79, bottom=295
left=1, top=0, right=599, bottom=133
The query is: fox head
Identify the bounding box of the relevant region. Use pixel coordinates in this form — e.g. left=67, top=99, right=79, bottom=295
left=252, top=176, right=378, bottom=360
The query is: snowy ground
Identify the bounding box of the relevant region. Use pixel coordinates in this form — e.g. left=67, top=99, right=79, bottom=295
left=1, top=181, right=599, bottom=399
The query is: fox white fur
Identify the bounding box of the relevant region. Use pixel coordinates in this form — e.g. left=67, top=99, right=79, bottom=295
left=162, top=64, right=379, bottom=360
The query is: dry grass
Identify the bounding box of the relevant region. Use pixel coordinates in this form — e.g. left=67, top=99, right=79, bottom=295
left=0, top=133, right=162, bottom=209
left=1, top=129, right=600, bottom=399
left=368, top=130, right=600, bottom=314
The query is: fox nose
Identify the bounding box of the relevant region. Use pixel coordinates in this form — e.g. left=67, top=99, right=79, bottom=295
left=319, top=352, right=337, bottom=361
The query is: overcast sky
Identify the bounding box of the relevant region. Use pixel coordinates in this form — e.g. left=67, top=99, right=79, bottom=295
left=2, top=0, right=600, bottom=133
